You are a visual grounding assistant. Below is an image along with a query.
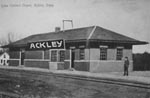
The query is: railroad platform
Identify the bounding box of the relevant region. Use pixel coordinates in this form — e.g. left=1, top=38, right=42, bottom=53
left=0, top=66, right=150, bottom=88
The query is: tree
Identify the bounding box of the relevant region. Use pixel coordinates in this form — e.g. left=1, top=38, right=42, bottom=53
left=0, top=32, right=16, bottom=52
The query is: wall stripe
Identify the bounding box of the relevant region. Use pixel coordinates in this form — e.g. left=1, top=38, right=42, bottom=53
left=24, top=59, right=50, bottom=61
left=9, top=59, right=20, bottom=60
left=74, top=60, right=133, bottom=62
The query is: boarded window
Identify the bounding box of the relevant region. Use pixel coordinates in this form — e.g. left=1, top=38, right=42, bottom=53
left=51, top=50, right=57, bottom=62
left=116, top=48, right=123, bottom=60
left=100, top=48, right=107, bottom=60
left=59, top=50, right=65, bottom=62
left=80, top=49, right=85, bottom=60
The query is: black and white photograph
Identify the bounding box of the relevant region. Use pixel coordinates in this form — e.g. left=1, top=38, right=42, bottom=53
left=0, top=0, right=150, bottom=98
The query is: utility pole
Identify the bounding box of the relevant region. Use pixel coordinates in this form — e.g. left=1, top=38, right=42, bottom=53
left=62, top=20, right=73, bottom=30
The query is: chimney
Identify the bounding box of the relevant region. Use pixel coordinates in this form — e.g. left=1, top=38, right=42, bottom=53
left=55, top=27, right=61, bottom=32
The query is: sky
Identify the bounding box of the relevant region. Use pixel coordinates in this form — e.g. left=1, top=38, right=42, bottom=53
left=0, top=0, right=150, bottom=53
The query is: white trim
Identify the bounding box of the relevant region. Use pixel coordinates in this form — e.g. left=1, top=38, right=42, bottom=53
left=79, top=45, right=85, bottom=48
left=117, top=46, right=124, bottom=49
left=49, top=49, right=51, bottom=62
left=74, top=60, right=133, bottom=62
left=88, top=26, right=97, bottom=39
left=64, top=60, right=70, bottom=61
left=19, top=51, right=21, bottom=66
left=70, top=49, right=72, bottom=69
left=24, top=59, right=50, bottom=61
left=70, top=47, right=75, bottom=49
left=49, top=49, right=66, bottom=51
left=63, top=39, right=66, bottom=49
left=9, top=59, right=20, bottom=60
left=50, top=61, right=64, bottom=63
left=56, top=50, right=58, bottom=62
left=99, top=45, right=108, bottom=48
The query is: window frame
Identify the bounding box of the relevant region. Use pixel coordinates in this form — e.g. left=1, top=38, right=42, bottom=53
left=50, top=49, right=66, bottom=62
left=50, top=50, right=57, bottom=62
left=59, top=50, right=65, bottom=62
left=79, top=48, right=85, bottom=60
left=116, top=47, right=123, bottom=60
left=100, top=46, right=108, bottom=60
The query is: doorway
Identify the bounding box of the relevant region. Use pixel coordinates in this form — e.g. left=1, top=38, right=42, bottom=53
left=71, top=49, right=75, bottom=68
left=21, top=51, right=25, bottom=65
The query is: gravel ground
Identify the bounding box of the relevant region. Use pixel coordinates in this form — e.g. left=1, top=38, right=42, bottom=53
left=0, top=67, right=150, bottom=98
left=0, top=75, right=150, bottom=98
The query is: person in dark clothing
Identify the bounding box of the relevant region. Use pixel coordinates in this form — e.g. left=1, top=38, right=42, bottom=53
left=124, top=57, right=129, bottom=76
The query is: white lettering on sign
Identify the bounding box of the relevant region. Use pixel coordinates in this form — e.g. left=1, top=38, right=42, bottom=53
left=57, top=41, right=62, bottom=47
left=51, top=42, right=57, bottom=47
left=40, top=42, right=46, bottom=48
left=30, top=43, right=35, bottom=49
left=36, top=43, right=40, bottom=48
left=46, top=42, right=51, bottom=48
left=28, top=40, right=64, bottom=50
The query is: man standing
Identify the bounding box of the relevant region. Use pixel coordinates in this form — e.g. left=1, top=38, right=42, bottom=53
left=124, top=57, right=129, bottom=76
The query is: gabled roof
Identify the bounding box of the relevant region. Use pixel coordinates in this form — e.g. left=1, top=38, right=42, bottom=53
left=2, top=26, right=148, bottom=48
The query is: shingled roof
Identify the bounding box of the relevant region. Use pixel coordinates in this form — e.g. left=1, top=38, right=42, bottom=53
left=3, top=26, right=148, bottom=48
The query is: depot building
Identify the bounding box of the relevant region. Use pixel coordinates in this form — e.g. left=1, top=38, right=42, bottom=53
left=2, top=26, right=148, bottom=72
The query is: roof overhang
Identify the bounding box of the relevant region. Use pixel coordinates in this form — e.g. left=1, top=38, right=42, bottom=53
left=89, top=39, right=148, bottom=45
left=1, top=39, right=148, bottom=49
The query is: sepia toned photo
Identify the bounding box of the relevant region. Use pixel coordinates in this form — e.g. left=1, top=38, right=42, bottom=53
left=0, top=0, right=150, bottom=98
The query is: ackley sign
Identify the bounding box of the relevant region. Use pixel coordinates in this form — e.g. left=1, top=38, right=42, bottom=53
left=27, top=39, right=65, bottom=50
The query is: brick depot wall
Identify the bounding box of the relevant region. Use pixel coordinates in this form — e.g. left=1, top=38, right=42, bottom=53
left=74, top=61, right=90, bottom=71
left=107, top=49, right=116, bottom=60
left=49, top=62, right=64, bottom=70
left=65, top=50, right=70, bottom=60
left=89, top=49, right=100, bottom=60
left=24, top=60, right=49, bottom=69
left=25, top=50, right=43, bottom=59
left=9, top=60, right=20, bottom=66
left=44, top=50, right=50, bottom=59
left=90, top=61, right=133, bottom=73
left=89, top=48, right=133, bottom=72
left=64, top=61, right=70, bottom=69
left=9, top=51, right=20, bottom=59
left=57, top=63, right=65, bottom=70
left=123, top=49, right=133, bottom=60
left=89, top=48, right=132, bottom=61
left=9, top=51, right=20, bottom=66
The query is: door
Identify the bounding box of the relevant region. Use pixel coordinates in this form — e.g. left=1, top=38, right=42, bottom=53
left=21, top=52, right=25, bottom=65
left=71, top=49, right=75, bottom=68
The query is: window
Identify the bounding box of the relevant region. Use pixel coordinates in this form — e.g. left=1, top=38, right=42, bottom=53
left=116, top=48, right=123, bottom=60
left=100, top=48, right=107, bottom=60
left=4, top=55, right=6, bottom=58
left=79, top=49, right=85, bottom=60
left=59, top=50, right=65, bottom=62
left=51, top=50, right=57, bottom=62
